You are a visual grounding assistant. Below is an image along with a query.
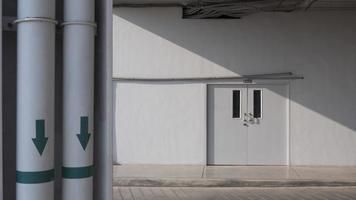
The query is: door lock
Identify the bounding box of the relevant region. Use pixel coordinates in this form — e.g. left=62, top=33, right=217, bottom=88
left=243, top=113, right=248, bottom=122
left=243, top=113, right=249, bottom=127
left=248, top=113, right=255, bottom=123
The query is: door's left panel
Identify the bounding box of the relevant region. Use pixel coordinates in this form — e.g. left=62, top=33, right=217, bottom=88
left=207, top=85, right=248, bottom=165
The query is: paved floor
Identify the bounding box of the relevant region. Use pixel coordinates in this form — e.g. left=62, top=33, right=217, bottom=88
left=114, top=165, right=356, bottom=181
left=113, top=187, right=356, bottom=200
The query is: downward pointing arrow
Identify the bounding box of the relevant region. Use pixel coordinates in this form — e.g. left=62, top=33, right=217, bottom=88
left=77, top=116, right=91, bottom=151
left=32, top=120, right=48, bottom=156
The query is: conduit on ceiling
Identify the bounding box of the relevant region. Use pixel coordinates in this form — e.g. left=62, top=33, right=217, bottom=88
left=184, top=0, right=303, bottom=19
left=183, top=0, right=356, bottom=18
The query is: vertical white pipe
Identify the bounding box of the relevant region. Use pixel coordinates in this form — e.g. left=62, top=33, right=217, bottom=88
left=62, top=0, right=95, bottom=200
left=16, top=0, right=56, bottom=200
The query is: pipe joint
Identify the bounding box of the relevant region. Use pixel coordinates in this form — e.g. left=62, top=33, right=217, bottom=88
left=13, top=17, right=58, bottom=25
left=61, top=21, right=97, bottom=29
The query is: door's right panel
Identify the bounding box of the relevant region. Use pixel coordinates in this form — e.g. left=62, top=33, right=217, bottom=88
left=247, top=85, right=288, bottom=165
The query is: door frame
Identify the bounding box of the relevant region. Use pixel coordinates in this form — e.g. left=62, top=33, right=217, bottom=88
left=205, top=81, right=291, bottom=166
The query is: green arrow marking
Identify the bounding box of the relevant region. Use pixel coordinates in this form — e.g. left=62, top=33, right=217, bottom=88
left=32, top=120, right=48, bottom=156
left=77, top=116, right=91, bottom=151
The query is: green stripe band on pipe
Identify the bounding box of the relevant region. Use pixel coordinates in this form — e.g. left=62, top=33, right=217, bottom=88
left=16, top=169, right=55, bottom=184
left=62, top=165, right=94, bottom=179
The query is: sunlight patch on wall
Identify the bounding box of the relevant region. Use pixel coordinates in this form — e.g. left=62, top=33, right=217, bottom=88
left=113, top=14, right=238, bottom=78
left=290, top=100, right=356, bottom=165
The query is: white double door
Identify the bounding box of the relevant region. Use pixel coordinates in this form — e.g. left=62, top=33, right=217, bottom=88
left=208, top=84, right=288, bottom=165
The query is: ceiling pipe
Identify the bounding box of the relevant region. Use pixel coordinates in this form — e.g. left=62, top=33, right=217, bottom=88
left=62, top=0, right=96, bottom=199
left=14, top=0, right=56, bottom=200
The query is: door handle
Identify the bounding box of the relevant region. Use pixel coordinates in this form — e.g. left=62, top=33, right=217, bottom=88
left=243, top=113, right=249, bottom=127
left=243, top=113, right=248, bottom=122
left=248, top=113, right=255, bottom=123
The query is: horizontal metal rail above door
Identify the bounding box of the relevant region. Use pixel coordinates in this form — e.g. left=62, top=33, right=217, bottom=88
left=112, top=72, right=304, bottom=83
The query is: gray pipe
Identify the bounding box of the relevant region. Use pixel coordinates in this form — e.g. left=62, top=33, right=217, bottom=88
left=15, top=0, right=56, bottom=200
left=0, top=0, right=2, bottom=199
left=94, top=0, right=113, bottom=199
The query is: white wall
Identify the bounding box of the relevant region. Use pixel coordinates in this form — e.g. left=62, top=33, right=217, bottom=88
left=113, top=83, right=206, bottom=164
left=113, top=7, right=356, bottom=165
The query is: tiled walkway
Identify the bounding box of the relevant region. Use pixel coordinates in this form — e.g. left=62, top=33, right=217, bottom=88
left=114, top=165, right=356, bottom=180
left=114, top=187, right=356, bottom=200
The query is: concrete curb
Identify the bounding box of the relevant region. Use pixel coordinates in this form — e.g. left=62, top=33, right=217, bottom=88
left=114, top=178, right=356, bottom=187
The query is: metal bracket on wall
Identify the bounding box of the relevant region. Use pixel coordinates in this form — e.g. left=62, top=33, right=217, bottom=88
left=61, top=21, right=98, bottom=35
left=3, top=16, right=61, bottom=33
left=2, top=16, right=97, bottom=35
left=2, top=16, right=17, bottom=32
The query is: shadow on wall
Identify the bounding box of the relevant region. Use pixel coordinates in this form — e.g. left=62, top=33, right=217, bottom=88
left=113, top=7, right=356, bottom=164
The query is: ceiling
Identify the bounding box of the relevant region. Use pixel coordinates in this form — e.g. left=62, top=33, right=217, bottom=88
left=114, top=0, right=356, bottom=18
left=114, top=0, right=189, bottom=4
left=114, top=0, right=356, bottom=6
